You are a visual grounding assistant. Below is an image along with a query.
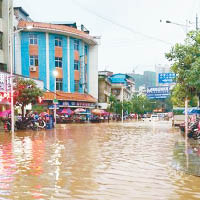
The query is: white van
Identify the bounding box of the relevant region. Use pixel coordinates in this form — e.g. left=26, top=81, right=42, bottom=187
left=150, top=114, right=159, bottom=121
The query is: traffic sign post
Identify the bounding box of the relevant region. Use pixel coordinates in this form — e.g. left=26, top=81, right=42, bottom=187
left=53, top=99, right=58, bottom=104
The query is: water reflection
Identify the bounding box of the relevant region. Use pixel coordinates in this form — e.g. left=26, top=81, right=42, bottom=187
left=0, top=122, right=200, bottom=199
left=173, top=139, right=200, bottom=176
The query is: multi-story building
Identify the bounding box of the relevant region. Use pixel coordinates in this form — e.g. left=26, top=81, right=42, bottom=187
left=0, top=0, right=13, bottom=112
left=0, top=0, right=13, bottom=72
left=14, top=10, right=98, bottom=111
left=143, top=71, right=156, bottom=88
left=128, top=71, right=156, bottom=91
left=98, top=71, right=112, bottom=109
left=109, top=73, right=135, bottom=101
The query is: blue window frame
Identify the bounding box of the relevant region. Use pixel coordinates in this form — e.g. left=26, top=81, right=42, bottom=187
left=74, top=80, right=79, bottom=92
left=29, top=34, right=37, bottom=45
left=74, top=60, right=79, bottom=70
left=84, top=45, right=88, bottom=55
left=74, top=39, right=79, bottom=50
left=55, top=57, right=62, bottom=68
left=55, top=36, right=62, bottom=47
left=56, top=78, right=63, bottom=91
left=29, top=55, right=38, bottom=66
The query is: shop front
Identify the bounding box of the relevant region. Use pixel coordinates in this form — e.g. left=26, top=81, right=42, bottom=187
left=43, top=91, right=97, bottom=123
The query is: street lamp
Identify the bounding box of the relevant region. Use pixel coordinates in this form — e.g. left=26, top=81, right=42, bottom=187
left=121, top=84, right=130, bottom=123
left=160, top=19, right=194, bottom=136
left=160, top=19, right=192, bottom=34
left=9, top=24, right=33, bottom=135
left=53, top=69, right=58, bottom=127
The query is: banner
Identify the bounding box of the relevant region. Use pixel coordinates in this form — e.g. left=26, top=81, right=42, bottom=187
left=147, top=86, right=170, bottom=99
left=158, top=73, right=176, bottom=84
left=0, top=72, right=11, bottom=91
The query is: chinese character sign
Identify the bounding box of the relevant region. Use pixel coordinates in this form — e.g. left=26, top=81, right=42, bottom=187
left=147, top=86, right=170, bottom=99
left=0, top=92, right=11, bottom=102
left=158, top=73, right=176, bottom=84
left=0, top=72, right=11, bottom=91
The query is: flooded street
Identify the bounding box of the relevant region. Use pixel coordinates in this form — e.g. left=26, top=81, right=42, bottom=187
left=0, top=121, right=200, bottom=200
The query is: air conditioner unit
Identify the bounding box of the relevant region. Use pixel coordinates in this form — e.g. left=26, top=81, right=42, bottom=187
left=30, top=66, right=36, bottom=72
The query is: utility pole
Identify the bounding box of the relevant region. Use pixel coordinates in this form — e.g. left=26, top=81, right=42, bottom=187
left=121, top=85, right=124, bottom=123
left=196, top=14, right=198, bottom=31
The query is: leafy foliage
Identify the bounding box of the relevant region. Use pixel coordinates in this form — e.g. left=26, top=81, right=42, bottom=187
left=166, top=31, right=200, bottom=105
left=14, top=78, right=44, bottom=116
left=107, top=94, right=172, bottom=115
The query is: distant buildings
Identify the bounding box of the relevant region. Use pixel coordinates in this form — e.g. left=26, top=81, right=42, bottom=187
left=109, top=73, right=135, bottom=101
left=128, top=71, right=156, bottom=91
left=98, top=71, right=112, bottom=109
left=98, top=72, right=135, bottom=109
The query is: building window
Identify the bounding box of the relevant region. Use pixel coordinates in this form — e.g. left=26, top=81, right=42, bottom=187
left=30, top=55, right=38, bottom=66
left=55, top=57, right=62, bottom=67
left=74, top=60, right=79, bottom=70
left=0, top=63, right=7, bottom=72
left=74, top=39, right=79, bottom=50
left=74, top=80, right=79, bottom=92
left=84, top=64, right=87, bottom=83
left=105, top=95, right=108, bottom=103
left=55, top=36, right=62, bottom=47
left=112, top=89, right=120, bottom=96
left=84, top=45, right=88, bottom=55
left=29, top=34, right=38, bottom=45
left=56, top=78, right=63, bottom=91
left=0, top=0, right=2, bottom=18
left=0, top=32, right=2, bottom=49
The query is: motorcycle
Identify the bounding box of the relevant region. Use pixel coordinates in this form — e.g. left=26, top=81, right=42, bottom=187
left=4, top=118, right=11, bottom=131
left=32, top=117, right=46, bottom=130
left=187, top=120, right=200, bottom=140
left=15, top=117, right=35, bottom=130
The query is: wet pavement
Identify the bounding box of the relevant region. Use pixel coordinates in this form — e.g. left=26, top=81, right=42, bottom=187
left=0, top=120, right=200, bottom=200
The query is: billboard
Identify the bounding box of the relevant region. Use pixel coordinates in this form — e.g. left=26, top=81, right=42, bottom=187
left=158, top=73, right=176, bottom=84
left=147, top=86, right=170, bottom=99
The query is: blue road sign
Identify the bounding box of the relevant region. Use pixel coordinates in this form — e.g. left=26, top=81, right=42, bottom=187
left=146, top=86, right=170, bottom=99
left=158, top=73, right=176, bottom=84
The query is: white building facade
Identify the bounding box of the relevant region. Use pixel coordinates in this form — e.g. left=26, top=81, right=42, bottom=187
left=0, top=0, right=13, bottom=72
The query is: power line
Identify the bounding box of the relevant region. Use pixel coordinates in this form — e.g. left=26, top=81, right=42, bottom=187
left=71, top=0, right=173, bottom=46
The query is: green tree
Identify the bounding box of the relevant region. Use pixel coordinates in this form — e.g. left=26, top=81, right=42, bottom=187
left=131, top=95, right=146, bottom=114
left=14, top=78, right=44, bottom=117
left=123, top=100, right=132, bottom=115
left=166, top=31, right=200, bottom=106
left=108, top=94, right=117, bottom=113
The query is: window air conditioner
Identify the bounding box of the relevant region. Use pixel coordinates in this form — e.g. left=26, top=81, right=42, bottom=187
left=30, top=66, right=36, bottom=72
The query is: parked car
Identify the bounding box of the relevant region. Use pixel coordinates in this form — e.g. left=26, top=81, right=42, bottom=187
left=150, top=114, right=159, bottom=121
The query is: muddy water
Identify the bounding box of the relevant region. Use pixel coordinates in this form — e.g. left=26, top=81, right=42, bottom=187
left=0, top=121, right=200, bottom=200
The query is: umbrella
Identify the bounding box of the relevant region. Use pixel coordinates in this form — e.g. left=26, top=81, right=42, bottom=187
left=0, top=109, right=11, bottom=117
left=74, top=108, right=86, bottom=114
left=102, top=111, right=110, bottom=116
left=91, top=109, right=104, bottom=115
left=183, top=108, right=200, bottom=115
left=61, top=108, right=74, bottom=115
left=39, top=112, right=48, bottom=117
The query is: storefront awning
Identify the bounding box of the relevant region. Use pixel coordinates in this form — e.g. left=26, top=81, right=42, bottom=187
left=43, top=91, right=97, bottom=103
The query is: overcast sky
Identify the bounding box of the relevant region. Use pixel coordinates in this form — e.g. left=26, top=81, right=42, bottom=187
left=14, top=0, right=200, bottom=74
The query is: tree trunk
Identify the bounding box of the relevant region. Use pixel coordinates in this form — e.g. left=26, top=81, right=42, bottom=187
left=185, top=98, right=188, bottom=137
left=108, top=104, right=112, bottom=123
left=22, top=105, right=25, bottom=120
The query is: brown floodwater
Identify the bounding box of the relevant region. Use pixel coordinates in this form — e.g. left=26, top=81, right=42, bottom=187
left=0, top=121, right=200, bottom=200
